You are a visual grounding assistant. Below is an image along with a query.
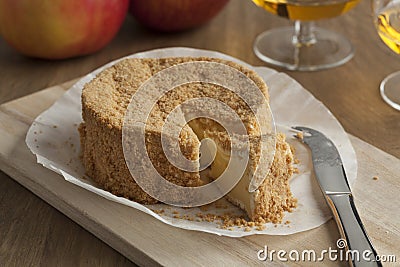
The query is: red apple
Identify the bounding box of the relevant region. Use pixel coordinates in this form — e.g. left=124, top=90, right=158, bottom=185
left=0, top=0, right=129, bottom=59
left=129, top=0, right=230, bottom=32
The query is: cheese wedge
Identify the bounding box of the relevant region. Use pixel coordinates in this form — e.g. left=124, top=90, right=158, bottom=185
left=80, top=57, right=296, bottom=223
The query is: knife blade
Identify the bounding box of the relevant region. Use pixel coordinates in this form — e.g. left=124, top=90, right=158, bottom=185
left=293, top=126, right=382, bottom=267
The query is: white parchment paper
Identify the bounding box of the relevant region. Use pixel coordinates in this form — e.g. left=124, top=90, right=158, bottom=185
left=25, top=47, right=357, bottom=237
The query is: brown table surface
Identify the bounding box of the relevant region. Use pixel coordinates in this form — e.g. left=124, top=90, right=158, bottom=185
left=1, top=0, right=399, bottom=266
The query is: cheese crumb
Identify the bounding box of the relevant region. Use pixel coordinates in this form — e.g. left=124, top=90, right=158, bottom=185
left=296, top=131, right=304, bottom=140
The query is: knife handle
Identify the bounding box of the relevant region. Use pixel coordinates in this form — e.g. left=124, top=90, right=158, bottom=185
left=327, top=194, right=382, bottom=267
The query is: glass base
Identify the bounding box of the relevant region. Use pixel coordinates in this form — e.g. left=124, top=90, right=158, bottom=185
left=380, top=70, right=400, bottom=111
left=253, top=26, right=354, bottom=71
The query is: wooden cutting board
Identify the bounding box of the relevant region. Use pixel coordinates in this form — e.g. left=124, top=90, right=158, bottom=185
left=0, top=80, right=399, bottom=266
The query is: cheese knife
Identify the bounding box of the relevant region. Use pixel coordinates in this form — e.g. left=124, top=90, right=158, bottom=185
left=293, top=126, right=382, bottom=267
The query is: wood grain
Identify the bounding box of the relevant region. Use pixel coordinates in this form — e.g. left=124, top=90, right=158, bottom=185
left=0, top=0, right=399, bottom=265
left=0, top=81, right=399, bottom=266
left=0, top=172, right=135, bottom=267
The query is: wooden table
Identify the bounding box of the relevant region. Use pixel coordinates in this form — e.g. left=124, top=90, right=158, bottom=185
left=1, top=0, right=399, bottom=266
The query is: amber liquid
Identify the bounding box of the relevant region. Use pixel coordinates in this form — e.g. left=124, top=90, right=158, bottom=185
left=376, top=4, right=400, bottom=54
left=252, top=0, right=360, bottom=21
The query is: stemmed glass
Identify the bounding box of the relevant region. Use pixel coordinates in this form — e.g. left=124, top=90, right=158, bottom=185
left=372, top=0, right=400, bottom=111
left=252, top=0, right=360, bottom=71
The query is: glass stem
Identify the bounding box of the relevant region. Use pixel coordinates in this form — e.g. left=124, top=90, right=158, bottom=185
left=292, top=21, right=317, bottom=47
